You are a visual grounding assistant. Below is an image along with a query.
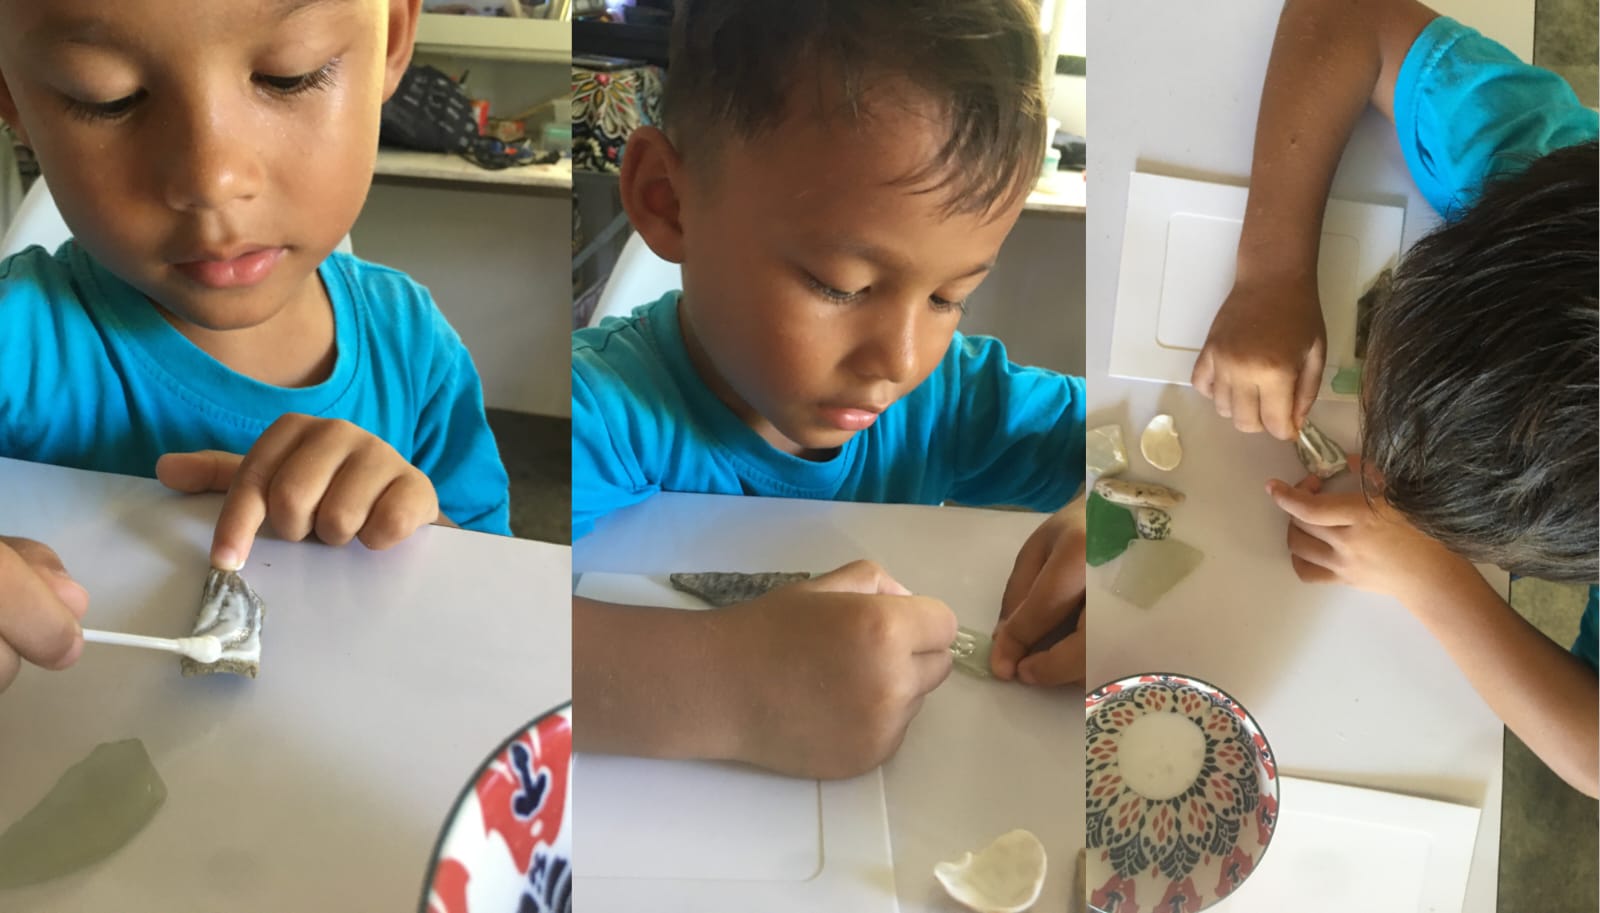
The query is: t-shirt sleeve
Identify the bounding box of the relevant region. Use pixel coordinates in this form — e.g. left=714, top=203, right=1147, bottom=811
left=1393, top=16, right=1600, bottom=218
left=1572, top=585, right=1599, bottom=671
left=570, top=346, right=657, bottom=541
left=411, top=310, right=512, bottom=536
left=945, top=335, right=1085, bottom=512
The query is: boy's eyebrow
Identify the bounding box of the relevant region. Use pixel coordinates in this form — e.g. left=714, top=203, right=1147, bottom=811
left=823, top=237, right=994, bottom=280
left=273, top=0, right=355, bottom=18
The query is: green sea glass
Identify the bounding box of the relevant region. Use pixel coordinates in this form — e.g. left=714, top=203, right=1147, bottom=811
left=0, top=739, right=166, bottom=888
left=950, top=626, right=994, bottom=678
left=1331, top=365, right=1362, bottom=396
left=1086, top=492, right=1138, bottom=567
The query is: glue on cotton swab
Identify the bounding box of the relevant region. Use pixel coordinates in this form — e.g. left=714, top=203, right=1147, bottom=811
left=81, top=629, right=223, bottom=664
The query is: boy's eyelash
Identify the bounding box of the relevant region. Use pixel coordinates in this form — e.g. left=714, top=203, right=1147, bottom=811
left=805, top=275, right=967, bottom=313
left=62, top=59, right=341, bottom=122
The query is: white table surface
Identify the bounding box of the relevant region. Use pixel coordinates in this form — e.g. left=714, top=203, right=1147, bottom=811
left=575, top=492, right=1082, bottom=913
left=0, top=457, right=572, bottom=912
left=1086, top=2, right=1533, bottom=910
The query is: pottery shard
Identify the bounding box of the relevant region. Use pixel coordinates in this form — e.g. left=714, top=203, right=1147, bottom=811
left=1093, top=477, right=1185, bottom=510
left=1135, top=507, right=1172, bottom=540
left=668, top=571, right=812, bottom=607
left=1295, top=422, right=1349, bottom=480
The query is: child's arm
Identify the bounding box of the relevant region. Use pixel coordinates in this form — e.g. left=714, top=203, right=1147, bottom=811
left=0, top=536, right=89, bottom=692
left=990, top=499, right=1086, bottom=686
left=1269, top=470, right=1600, bottom=797
left=1192, top=0, right=1437, bottom=440
left=574, top=561, right=959, bottom=780
left=156, top=414, right=444, bottom=571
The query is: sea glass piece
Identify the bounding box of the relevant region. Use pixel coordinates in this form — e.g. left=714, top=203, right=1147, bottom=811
left=0, top=739, right=166, bottom=888
left=1331, top=365, right=1362, bottom=395
left=1085, top=425, right=1128, bottom=478
left=1110, top=539, right=1205, bottom=609
left=1139, top=414, right=1182, bottom=471
left=1086, top=493, right=1138, bottom=567
left=950, top=627, right=994, bottom=678
left=669, top=571, right=812, bottom=607
left=1134, top=507, right=1172, bottom=540
left=934, top=829, right=1048, bottom=913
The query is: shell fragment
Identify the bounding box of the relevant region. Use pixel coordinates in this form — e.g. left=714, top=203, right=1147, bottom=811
left=1139, top=414, right=1182, bottom=471
left=1086, top=425, right=1128, bottom=478
left=1092, top=477, right=1185, bottom=510
left=934, top=829, right=1048, bottom=913
left=1295, top=422, right=1349, bottom=480
left=1135, top=507, right=1172, bottom=540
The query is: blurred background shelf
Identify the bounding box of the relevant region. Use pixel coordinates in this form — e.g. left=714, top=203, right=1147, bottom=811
left=374, top=149, right=572, bottom=194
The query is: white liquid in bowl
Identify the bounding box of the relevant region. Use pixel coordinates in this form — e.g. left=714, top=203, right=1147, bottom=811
left=1118, top=712, right=1205, bottom=800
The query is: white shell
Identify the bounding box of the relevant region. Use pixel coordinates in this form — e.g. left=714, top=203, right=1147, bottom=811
left=1139, top=414, right=1182, bottom=471
left=1086, top=424, right=1128, bottom=478
left=934, top=829, right=1048, bottom=913
left=1093, top=477, right=1185, bottom=510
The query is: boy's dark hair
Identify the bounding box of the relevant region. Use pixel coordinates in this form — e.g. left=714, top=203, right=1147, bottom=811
left=1361, top=140, right=1599, bottom=583
left=660, top=0, right=1046, bottom=216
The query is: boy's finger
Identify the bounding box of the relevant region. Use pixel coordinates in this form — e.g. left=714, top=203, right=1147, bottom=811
left=1265, top=479, right=1359, bottom=527
left=1000, top=527, right=1051, bottom=620
left=1258, top=376, right=1298, bottom=441
left=2, top=538, right=91, bottom=619
left=1017, top=631, right=1086, bottom=686
left=264, top=440, right=356, bottom=544
left=314, top=451, right=401, bottom=546
left=0, top=640, right=19, bottom=693
left=211, top=425, right=311, bottom=570
left=1213, top=376, right=1234, bottom=419
left=912, top=649, right=955, bottom=697
left=1287, top=522, right=1338, bottom=565
left=155, top=450, right=244, bottom=494
left=902, top=596, right=960, bottom=654
left=809, top=560, right=912, bottom=596
left=1191, top=350, right=1215, bottom=398
left=1290, top=554, right=1340, bottom=585
left=1231, top=384, right=1263, bottom=433
left=1292, top=349, right=1323, bottom=431
left=0, top=546, right=84, bottom=670
left=356, top=474, right=438, bottom=550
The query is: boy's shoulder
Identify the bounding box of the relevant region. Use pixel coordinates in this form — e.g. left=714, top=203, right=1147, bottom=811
left=572, top=292, right=685, bottom=400
left=1395, top=16, right=1600, bottom=215
left=319, top=251, right=469, bottom=367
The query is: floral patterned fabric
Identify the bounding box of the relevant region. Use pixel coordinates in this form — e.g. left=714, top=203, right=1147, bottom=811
left=572, top=64, right=664, bottom=174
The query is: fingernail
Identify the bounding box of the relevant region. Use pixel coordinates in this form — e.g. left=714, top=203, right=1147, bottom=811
left=213, top=547, right=242, bottom=571
left=1018, top=664, right=1037, bottom=685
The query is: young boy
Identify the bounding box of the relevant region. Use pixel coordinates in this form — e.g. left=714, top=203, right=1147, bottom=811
left=1194, top=0, right=1598, bottom=796
left=572, top=0, right=1087, bottom=780
left=0, top=0, right=511, bottom=693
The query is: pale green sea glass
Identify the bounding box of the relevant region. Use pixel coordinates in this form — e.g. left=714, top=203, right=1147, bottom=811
left=0, top=739, right=166, bottom=888
left=1110, top=539, right=1205, bottom=609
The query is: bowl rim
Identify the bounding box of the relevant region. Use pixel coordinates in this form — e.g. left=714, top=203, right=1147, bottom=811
left=1084, top=672, right=1279, bottom=913
left=415, top=699, right=574, bottom=913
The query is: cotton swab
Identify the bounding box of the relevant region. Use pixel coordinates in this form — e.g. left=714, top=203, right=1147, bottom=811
left=81, top=629, right=223, bottom=664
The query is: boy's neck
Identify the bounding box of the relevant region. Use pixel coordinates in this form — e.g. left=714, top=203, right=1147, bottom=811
left=153, top=274, right=337, bottom=389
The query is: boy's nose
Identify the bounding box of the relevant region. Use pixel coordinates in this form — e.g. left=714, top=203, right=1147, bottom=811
left=161, top=103, right=264, bottom=212
left=854, top=301, right=921, bottom=385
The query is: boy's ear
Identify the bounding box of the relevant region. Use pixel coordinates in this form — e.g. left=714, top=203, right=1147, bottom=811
left=618, top=126, right=688, bottom=265
left=380, top=0, right=423, bottom=102
left=0, top=69, right=30, bottom=147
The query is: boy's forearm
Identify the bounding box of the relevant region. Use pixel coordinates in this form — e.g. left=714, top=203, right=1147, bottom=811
left=1403, top=575, right=1600, bottom=798
left=572, top=596, right=742, bottom=761
left=1236, top=0, right=1430, bottom=283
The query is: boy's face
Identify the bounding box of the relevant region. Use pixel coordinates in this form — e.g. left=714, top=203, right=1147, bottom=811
left=672, top=82, right=1026, bottom=457
left=0, top=0, right=415, bottom=331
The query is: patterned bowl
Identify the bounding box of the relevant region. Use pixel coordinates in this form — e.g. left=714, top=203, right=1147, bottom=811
left=419, top=703, right=573, bottom=913
left=1085, top=674, right=1277, bottom=913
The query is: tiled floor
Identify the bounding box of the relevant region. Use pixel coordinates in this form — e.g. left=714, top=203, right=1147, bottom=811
left=486, top=408, right=570, bottom=545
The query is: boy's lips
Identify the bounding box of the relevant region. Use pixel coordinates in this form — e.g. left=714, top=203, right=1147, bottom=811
left=817, top=402, right=888, bottom=431
left=172, top=247, right=286, bottom=289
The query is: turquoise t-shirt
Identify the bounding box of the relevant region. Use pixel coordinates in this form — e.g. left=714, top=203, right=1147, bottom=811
left=1395, top=17, right=1599, bottom=667
left=0, top=242, right=511, bottom=535
left=571, top=292, right=1085, bottom=540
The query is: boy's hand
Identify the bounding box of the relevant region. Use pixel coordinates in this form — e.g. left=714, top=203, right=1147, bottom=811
left=991, top=500, right=1086, bottom=686
left=1192, top=275, right=1326, bottom=440
left=156, top=414, right=442, bottom=571
left=0, top=537, right=89, bottom=692
left=719, top=560, right=957, bottom=780
left=1267, top=457, right=1472, bottom=603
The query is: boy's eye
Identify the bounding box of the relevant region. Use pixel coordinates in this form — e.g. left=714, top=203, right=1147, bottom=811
left=65, top=90, right=145, bottom=122
left=930, top=294, right=967, bottom=314
left=254, top=59, right=341, bottom=97
left=805, top=274, right=867, bottom=304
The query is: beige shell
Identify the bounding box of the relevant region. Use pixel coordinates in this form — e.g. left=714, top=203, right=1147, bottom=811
left=1093, top=477, right=1186, bottom=510
left=934, top=829, right=1048, bottom=913
left=1139, top=414, right=1182, bottom=471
